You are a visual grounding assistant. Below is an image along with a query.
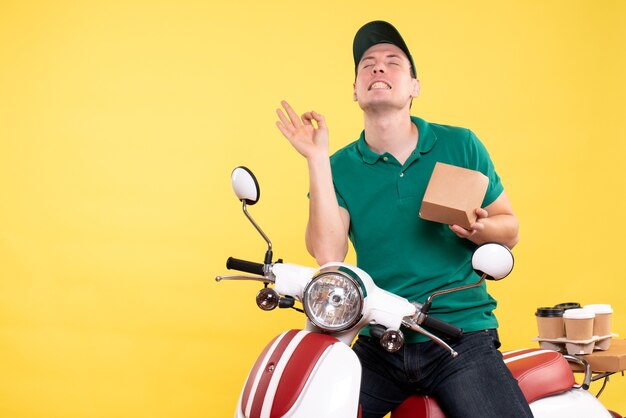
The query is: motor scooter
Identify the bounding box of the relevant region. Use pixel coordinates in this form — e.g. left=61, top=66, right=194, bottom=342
left=216, top=166, right=622, bottom=418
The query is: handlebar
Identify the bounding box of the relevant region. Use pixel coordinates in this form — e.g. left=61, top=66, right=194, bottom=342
left=421, top=315, right=464, bottom=340
left=220, top=254, right=463, bottom=357
left=226, top=257, right=265, bottom=276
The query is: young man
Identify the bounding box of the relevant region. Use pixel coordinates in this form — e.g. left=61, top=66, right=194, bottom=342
left=276, top=21, right=533, bottom=418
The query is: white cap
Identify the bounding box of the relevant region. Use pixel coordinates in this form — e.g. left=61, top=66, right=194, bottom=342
left=583, top=304, right=613, bottom=314
left=563, top=308, right=595, bottom=319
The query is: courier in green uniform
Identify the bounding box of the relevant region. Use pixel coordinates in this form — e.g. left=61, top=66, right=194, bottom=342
left=276, top=20, right=532, bottom=418
left=331, top=116, right=504, bottom=343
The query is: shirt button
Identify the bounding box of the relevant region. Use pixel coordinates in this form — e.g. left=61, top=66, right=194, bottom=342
left=399, top=172, right=404, bottom=177
left=383, top=156, right=388, bottom=162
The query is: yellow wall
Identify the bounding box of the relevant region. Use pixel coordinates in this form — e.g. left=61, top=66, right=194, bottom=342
left=1, top=1, right=625, bottom=416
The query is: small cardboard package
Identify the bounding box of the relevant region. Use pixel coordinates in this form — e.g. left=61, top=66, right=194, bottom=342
left=419, top=162, right=489, bottom=229
left=569, top=339, right=626, bottom=373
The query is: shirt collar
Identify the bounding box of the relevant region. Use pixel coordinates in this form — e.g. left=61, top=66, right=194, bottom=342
left=356, top=116, right=438, bottom=165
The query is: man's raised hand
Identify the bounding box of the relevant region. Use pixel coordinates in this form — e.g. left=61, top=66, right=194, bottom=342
left=276, top=100, right=329, bottom=159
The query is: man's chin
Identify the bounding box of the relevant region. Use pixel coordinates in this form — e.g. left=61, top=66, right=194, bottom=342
left=357, top=99, right=407, bottom=114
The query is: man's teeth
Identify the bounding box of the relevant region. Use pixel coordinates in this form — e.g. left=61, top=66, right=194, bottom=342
left=371, top=82, right=391, bottom=90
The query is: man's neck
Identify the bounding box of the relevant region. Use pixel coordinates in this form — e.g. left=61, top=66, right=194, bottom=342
left=363, top=110, right=418, bottom=165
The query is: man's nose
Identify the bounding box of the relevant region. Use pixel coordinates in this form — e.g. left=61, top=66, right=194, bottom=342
left=372, top=63, right=385, bottom=74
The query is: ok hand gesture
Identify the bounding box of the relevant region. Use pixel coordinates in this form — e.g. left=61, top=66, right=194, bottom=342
left=276, top=100, right=329, bottom=160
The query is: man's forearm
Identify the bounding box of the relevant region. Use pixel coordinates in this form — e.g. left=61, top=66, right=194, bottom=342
left=467, top=214, right=519, bottom=249
left=305, top=155, right=349, bottom=265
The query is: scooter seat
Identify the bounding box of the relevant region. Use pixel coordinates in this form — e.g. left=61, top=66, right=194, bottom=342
left=391, top=348, right=575, bottom=418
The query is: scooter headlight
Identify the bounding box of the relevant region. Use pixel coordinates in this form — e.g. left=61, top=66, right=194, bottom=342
left=303, top=267, right=364, bottom=332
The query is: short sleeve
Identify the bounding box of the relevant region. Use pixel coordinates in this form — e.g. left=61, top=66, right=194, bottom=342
left=467, top=130, right=504, bottom=207
left=335, top=187, right=348, bottom=210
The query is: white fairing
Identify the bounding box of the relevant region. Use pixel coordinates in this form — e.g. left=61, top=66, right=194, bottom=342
left=284, top=342, right=361, bottom=417
left=232, top=167, right=259, bottom=203
left=530, top=388, right=612, bottom=417
left=272, top=263, right=317, bottom=300
left=235, top=337, right=361, bottom=418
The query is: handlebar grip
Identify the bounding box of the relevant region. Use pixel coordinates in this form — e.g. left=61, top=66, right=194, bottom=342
left=421, top=315, right=463, bottom=340
left=226, top=257, right=265, bottom=276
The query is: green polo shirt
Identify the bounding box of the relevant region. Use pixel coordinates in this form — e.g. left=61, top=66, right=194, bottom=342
left=330, top=116, right=504, bottom=343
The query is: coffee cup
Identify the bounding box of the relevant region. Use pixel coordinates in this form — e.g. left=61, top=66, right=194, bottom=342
left=584, top=304, right=613, bottom=337
left=535, top=307, right=565, bottom=339
left=563, top=308, right=595, bottom=341
left=554, top=302, right=581, bottom=311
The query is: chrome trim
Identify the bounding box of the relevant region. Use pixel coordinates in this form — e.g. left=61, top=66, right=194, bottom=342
left=564, top=354, right=591, bottom=390
left=424, top=274, right=487, bottom=308
left=242, top=201, right=272, bottom=253
left=215, top=274, right=274, bottom=283
left=402, top=318, right=458, bottom=358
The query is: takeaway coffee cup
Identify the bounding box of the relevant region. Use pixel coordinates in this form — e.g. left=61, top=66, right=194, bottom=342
left=554, top=302, right=581, bottom=311
left=584, top=304, right=613, bottom=337
left=563, top=308, right=595, bottom=341
left=535, top=307, right=565, bottom=339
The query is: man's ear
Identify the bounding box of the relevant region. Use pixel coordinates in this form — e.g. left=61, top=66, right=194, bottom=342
left=411, top=78, right=420, bottom=98
left=353, top=82, right=358, bottom=101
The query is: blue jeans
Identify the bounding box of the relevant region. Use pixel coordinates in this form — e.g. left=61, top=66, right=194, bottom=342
left=353, top=330, right=534, bottom=418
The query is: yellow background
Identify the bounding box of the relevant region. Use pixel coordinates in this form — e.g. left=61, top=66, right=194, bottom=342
left=1, top=1, right=625, bottom=416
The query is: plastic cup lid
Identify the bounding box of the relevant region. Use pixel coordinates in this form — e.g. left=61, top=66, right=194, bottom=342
left=535, top=307, right=564, bottom=317
left=554, top=302, right=581, bottom=310
left=563, top=308, right=595, bottom=319
left=583, top=304, right=613, bottom=314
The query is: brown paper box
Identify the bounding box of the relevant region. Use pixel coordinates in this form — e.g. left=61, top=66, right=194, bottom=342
left=419, top=162, right=489, bottom=229
left=579, top=339, right=626, bottom=372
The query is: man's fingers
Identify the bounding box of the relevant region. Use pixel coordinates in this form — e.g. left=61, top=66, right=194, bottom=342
left=450, top=217, right=487, bottom=240
left=449, top=224, right=468, bottom=236
left=276, top=121, right=293, bottom=139
left=468, top=222, right=485, bottom=232
left=475, top=208, right=488, bottom=219
left=302, top=111, right=326, bottom=129
left=311, top=111, right=326, bottom=128
left=281, top=100, right=302, bottom=127
left=276, top=108, right=293, bottom=129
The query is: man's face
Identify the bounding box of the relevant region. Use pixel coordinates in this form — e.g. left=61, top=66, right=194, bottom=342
left=353, top=43, right=419, bottom=112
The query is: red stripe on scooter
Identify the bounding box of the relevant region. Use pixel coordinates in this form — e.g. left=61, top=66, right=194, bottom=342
left=240, top=332, right=284, bottom=416
left=270, top=332, right=338, bottom=417
left=249, top=329, right=301, bottom=418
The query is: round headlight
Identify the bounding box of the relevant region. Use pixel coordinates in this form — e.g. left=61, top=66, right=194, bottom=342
left=303, top=268, right=364, bottom=332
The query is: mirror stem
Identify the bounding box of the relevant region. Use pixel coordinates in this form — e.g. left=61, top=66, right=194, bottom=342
left=242, top=201, right=273, bottom=262
left=422, top=274, right=487, bottom=313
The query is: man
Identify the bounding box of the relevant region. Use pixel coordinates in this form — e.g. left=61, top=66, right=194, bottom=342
left=276, top=21, right=532, bottom=418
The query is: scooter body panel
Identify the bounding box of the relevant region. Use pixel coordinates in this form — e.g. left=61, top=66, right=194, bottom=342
left=236, top=330, right=361, bottom=418
left=530, top=388, right=613, bottom=417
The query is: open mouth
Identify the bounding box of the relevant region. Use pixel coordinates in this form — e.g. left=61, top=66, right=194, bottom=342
left=369, top=81, right=391, bottom=90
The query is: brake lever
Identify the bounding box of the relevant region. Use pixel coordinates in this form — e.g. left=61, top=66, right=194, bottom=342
left=215, top=274, right=274, bottom=283
left=402, top=318, right=458, bottom=358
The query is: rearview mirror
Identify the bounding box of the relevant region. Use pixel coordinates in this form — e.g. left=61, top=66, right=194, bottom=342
left=231, top=166, right=260, bottom=205
left=471, top=243, right=514, bottom=280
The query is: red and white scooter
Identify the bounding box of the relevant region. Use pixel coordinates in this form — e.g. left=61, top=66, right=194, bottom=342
left=216, top=166, right=622, bottom=418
